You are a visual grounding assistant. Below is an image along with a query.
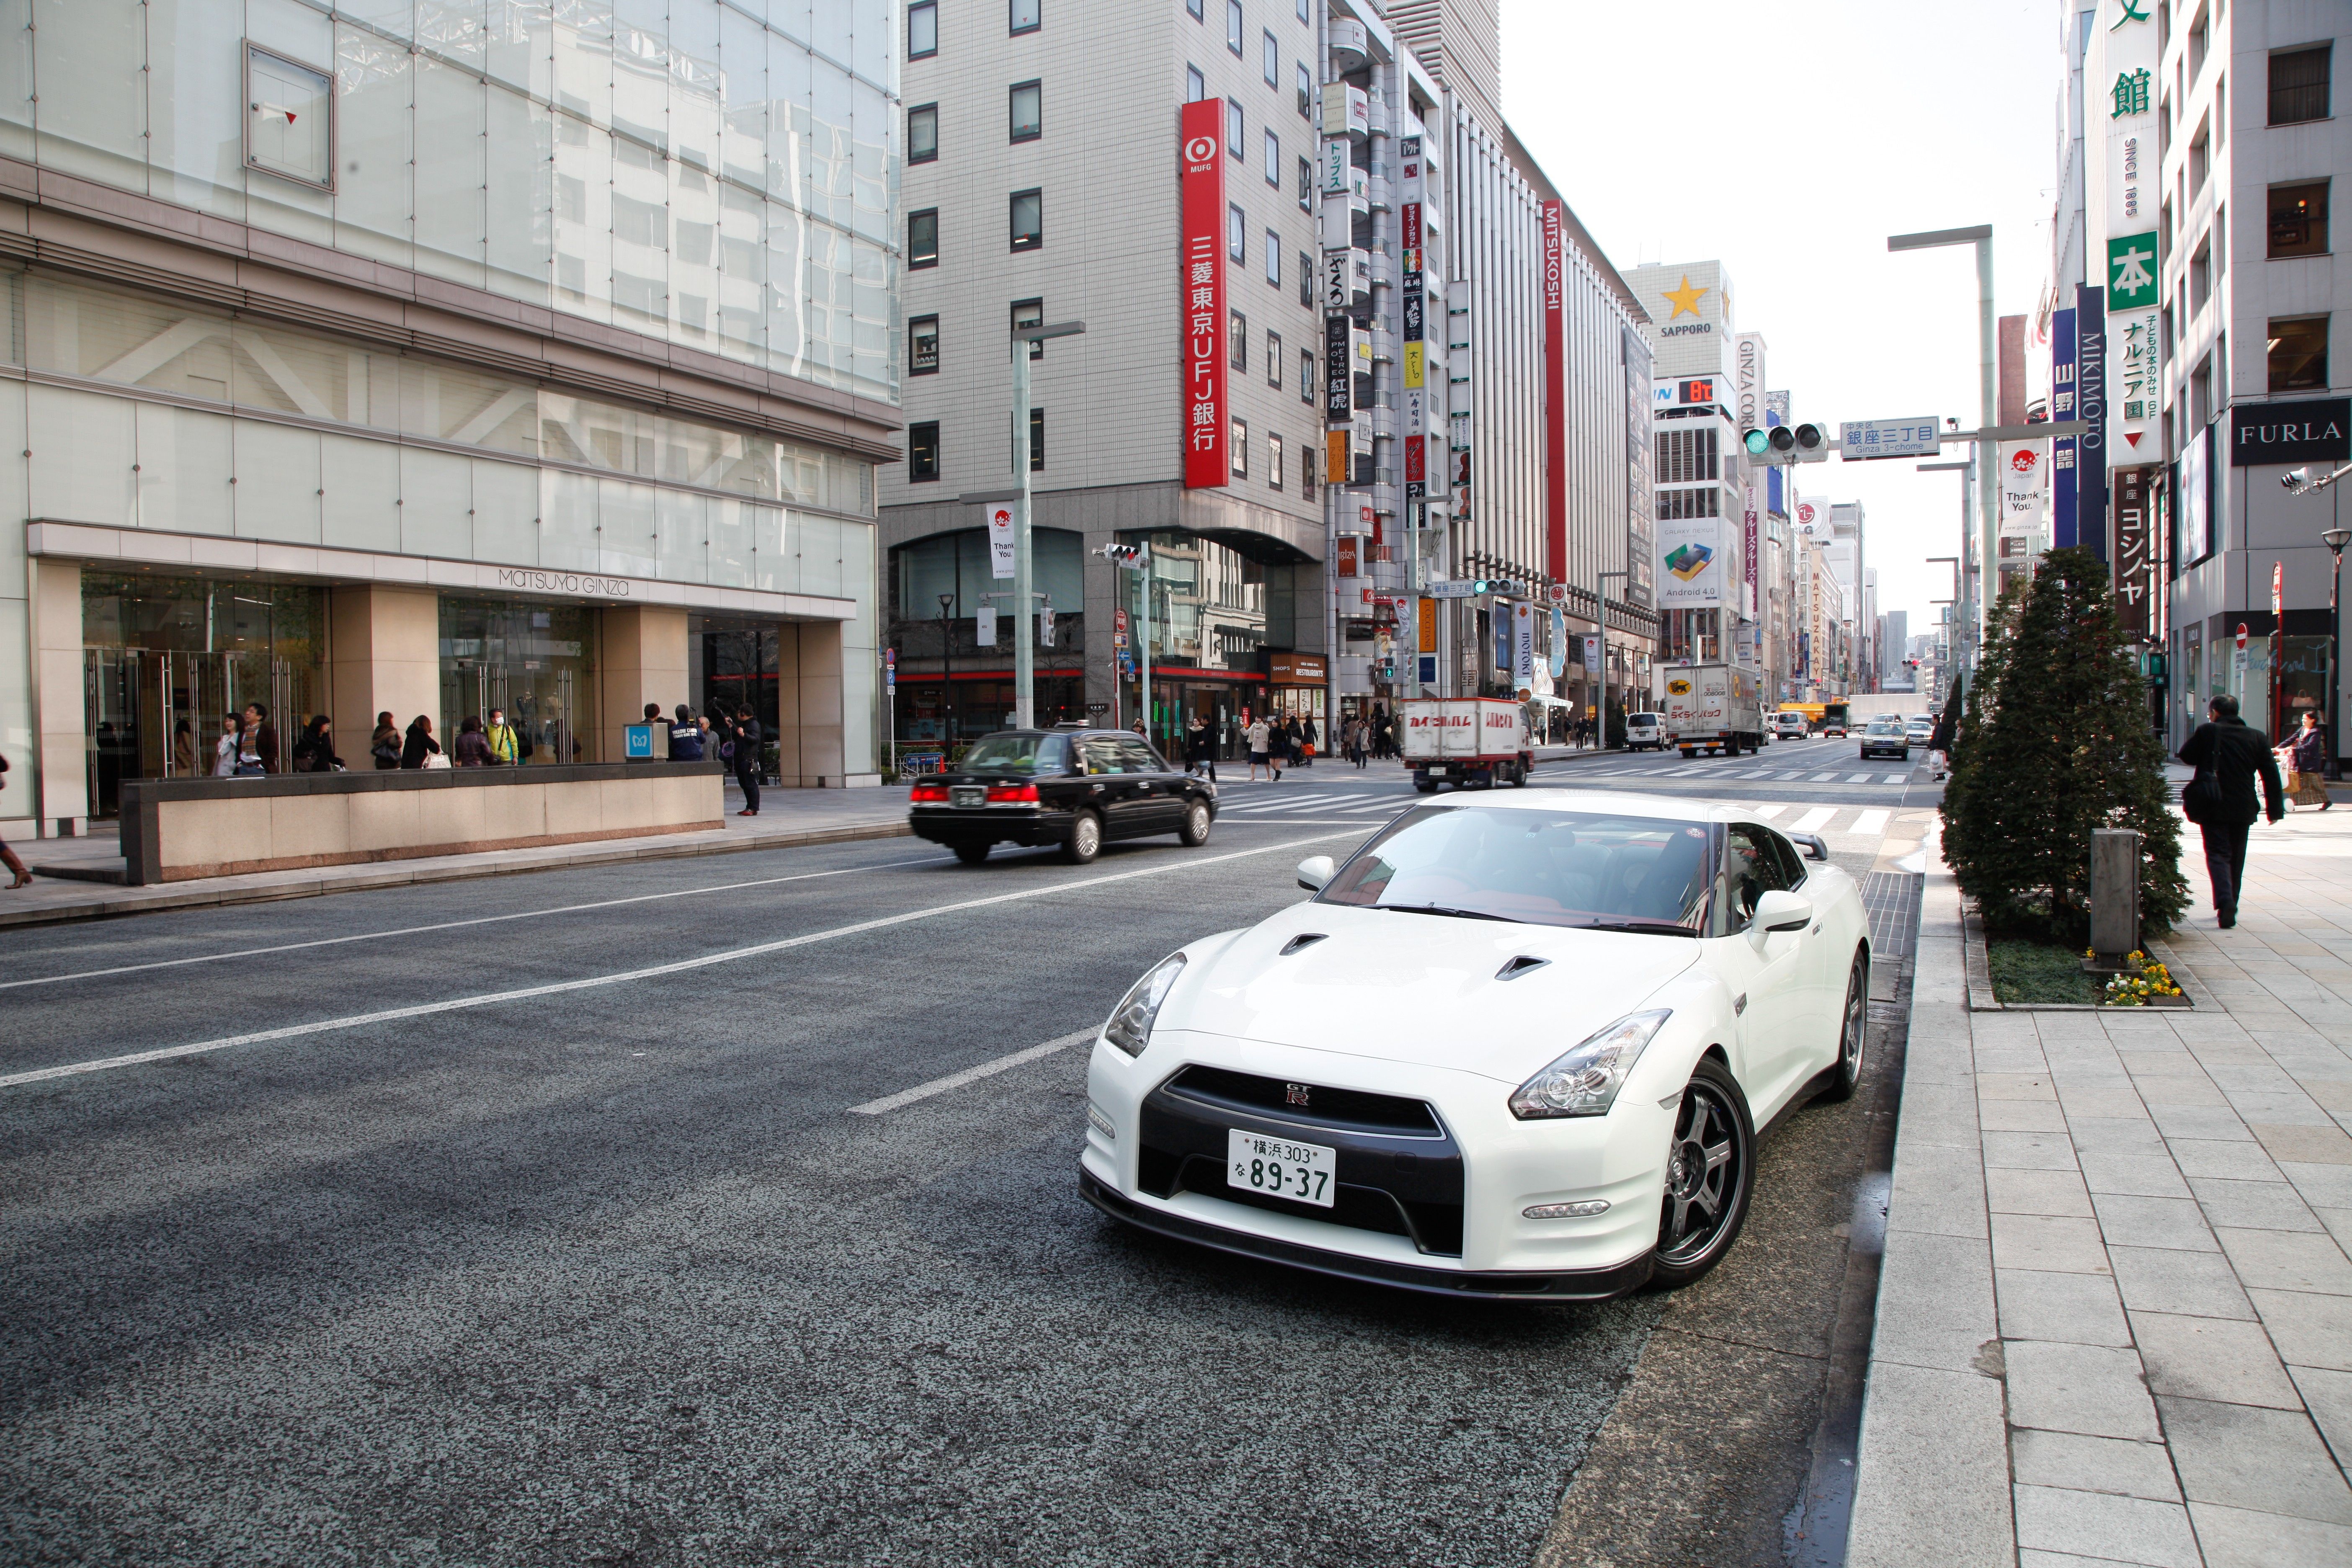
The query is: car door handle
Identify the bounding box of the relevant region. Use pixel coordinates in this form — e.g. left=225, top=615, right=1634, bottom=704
left=1810, top=923, right=1822, bottom=935
left=1734, top=993, right=1747, bottom=1015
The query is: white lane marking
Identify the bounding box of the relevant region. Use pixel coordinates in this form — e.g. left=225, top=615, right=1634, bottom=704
left=1884, top=774, right=1909, bottom=784
left=1846, top=772, right=1874, bottom=784
left=0, top=854, right=954, bottom=993
left=0, top=830, right=1362, bottom=1092
left=1751, top=804, right=1788, bottom=819
left=1810, top=772, right=1841, bottom=783
left=1793, top=806, right=1838, bottom=833
left=1737, top=769, right=1776, bottom=779
left=1852, top=809, right=1891, bottom=836
left=1777, top=771, right=1808, bottom=781
left=848, top=1028, right=1098, bottom=1116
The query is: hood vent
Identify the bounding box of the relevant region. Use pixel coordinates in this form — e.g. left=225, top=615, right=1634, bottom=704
left=1495, top=954, right=1551, bottom=981
left=1279, top=933, right=1329, bottom=956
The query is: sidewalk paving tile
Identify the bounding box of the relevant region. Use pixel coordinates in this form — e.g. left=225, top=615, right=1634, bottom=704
left=2159, top=1396, right=2352, bottom=1525
left=2288, top=1364, right=2352, bottom=1467
left=2079, top=1152, right=2196, bottom=1199
left=2069, top=1116, right=2173, bottom=1157
left=2004, top=1340, right=2162, bottom=1441
left=2089, top=1194, right=2221, bottom=1253
left=1986, top=1130, right=2085, bottom=1172
left=1848, top=1361, right=2015, bottom=1568
left=2186, top=1501, right=2352, bottom=1568
left=2167, top=1138, right=2285, bottom=1182
left=2011, top=1484, right=2201, bottom=1566
left=1875, top=1231, right=2000, bottom=1371
left=1888, top=1142, right=1993, bottom=1240
left=1998, top=1269, right=2133, bottom=1348
left=2146, top=1104, right=2257, bottom=1142
left=1985, top=1099, right=2075, bottom=1134
left=2010, top=1430, right=2181, bottom=1501
left=2131, top=1313, right=2302, bottom=1408
left=2185, top=1175, right=2324, bottom=1233
left=2248, top=1290, right=2352, bottom=1373
left=2282, top=1161, right=2352, bottom=1207
left=2251, top=1122, right=2352, bottom=1166
left=1988, top=1167, right=2097, bottom=1218
left=1995, top=1213, right=2117, bottom=1274
left=2106, top=1247, right=2255, bottom=1320
left=1981, top=1071, right=2059, bottom=1100
left=2215, top=1227, right=2352, bottom=1295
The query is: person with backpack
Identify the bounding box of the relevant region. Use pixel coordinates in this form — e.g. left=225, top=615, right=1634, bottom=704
left=485, top=707, right=520, bottom=766
left=2178, top=692, right=2286, bottom=930
left=669, top=704, right=705, bottom=762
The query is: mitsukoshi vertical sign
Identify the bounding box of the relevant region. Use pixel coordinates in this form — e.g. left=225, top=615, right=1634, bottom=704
left=1179, top=98, right=1228, bottom=489
left=1541, top=200, right=1567, bottom=583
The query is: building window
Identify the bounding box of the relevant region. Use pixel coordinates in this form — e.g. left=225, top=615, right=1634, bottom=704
left=909, top=314, right=940, bottom=375
left=1013, top=297, right=1044, bottom=361
left=1300, top=346, right=1315, bottom=403
left=1297, top=62, right=1312, bottom=118
left=1230, top=309, right=1247, bottom=372
left=1010, top=188, right=1043, bottom=250
left=1187, top=0, right=1203, bottom=18
left=1301, top=441, right=1316, bottom=498
left=2269, top=180, right=2329, bottom=258
left=1228, top=99, right=1243, bottom=156
left=1010, top=80, right=1042, bottom=141
left=1262, top=28, right=1278, bottom=87
left=2190, top=237, right=2211, bottom=312
left=1010, top=0, right=1040, bottom=36
left=1228, top=201, right=1244, bottom=260
left=1657, top=487, right=1719, bottom=520
left=2189, top=124, right=2209, bottom=194
left=1295, top=0, right=1308, bottom=21
left=910, top=0, right=938, bottom=59
left=2269, top=42, right=2331, bottom=126
left=908, top=207, right=939, bottom=268
left=2269, top=315, right=2329, bottom=392
left=1297, top=154, right=1312, bottom=211
left=1028, top=407, right=1045, bottom=471
left=908, top=103, right=938, bottom=164
left=1269, top=431, right=1284, bottom=489
left=1227, top=0, right=1243, bottom=57
left=1186, top=64, right=1205, bottom=103
left=1264, top=128, right=1280, bottom=185
left=1655, top=428, right=1720, bottom=484
left=909, top=421, right=941, bottom=481
left=1266, top=329, right=1282, bottom=387
left=1231, top=417, right=1248, bottom=477
left=1298, top=251, right=1311, bottom=307
left=1264, top=230, right=1284, bottom=286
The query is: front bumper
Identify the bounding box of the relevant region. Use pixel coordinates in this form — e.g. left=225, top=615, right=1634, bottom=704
left=1859, top=744, right=1908, bottom=758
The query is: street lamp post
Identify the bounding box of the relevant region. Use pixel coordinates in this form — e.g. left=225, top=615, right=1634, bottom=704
left=2327, top=528, right=2351, bottom=781
left=965, top=320, right=1086, bottom=732
left=1890, top=225, right=1997, bottom=673
left=936, top=592, right=956, bottom=751
left=1596, top=570, right=1627, bottom=749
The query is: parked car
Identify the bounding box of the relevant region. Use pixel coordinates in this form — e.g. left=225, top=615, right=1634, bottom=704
left=1770, top=712, right=1811, bottom=741
left=1624, top=712, right=1665, bottom=751
left=1858, top=715, right=1910, bottom=761
left=909, top=728, right=1217, bottom=864
left=1079, top=792, right=1870, bottom=1300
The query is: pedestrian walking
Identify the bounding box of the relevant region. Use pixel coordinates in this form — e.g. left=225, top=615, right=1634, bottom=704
left=1928, top=694, right=1959, bottom=781
left=732, top=705, right=763, bottom=815
left=452, top=715, right=493, bottom=767
left=2178, top=693, right=2286, bottom=930
left=0, top=753, right=32, bottom=888
left=400, top=714, right=442, bottom=769
left=1282, top=715, right=1302, bottom=776
left=371, top=711, right=402, bottom=770
left=1299, top=713, right=1317, bottom=767
left=2287, top=710, right=2331, bottom=811
left=1246, top=715, right=1271, bottom=782
left=1185, top=714, right=1216, bottom=781
left=485, top=707, right=520, bottom=766
left=241, top=702, right=279, bottom=774
left=290, top=715, right=342, bottom=773
left=212, top=713, right=244, bottom=777
left=1349, top=715, right=1368, bottom=768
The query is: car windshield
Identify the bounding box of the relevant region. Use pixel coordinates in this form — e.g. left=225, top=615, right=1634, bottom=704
left=1867, top=717, right=1904, bottom=734
left=960, top=734, right=1070, bottom=774
left=1318, top=805, right=1712, bottom=932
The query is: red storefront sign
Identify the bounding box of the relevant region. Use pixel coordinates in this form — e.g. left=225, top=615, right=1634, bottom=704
left=1336, top=536, right=1359, bottom=578
left=1405, top=433, right=1426, bottom=483
left=1179, top=98, right=1227, bottom=489
left=1540, top=199, right=1567, bottom=582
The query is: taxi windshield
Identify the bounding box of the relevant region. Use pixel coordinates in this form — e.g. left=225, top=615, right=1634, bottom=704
left=1319, top=805, right=1712, bottom=932
left=1867, top=717, right=1905, bottom=734
left=960, top=734, right=1070, bottom=774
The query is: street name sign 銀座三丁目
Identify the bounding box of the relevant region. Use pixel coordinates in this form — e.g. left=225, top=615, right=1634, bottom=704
left=1838, top=418, right=1942, bottom=460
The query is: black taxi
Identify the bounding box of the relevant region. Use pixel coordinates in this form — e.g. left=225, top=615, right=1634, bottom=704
left=908, top=727, right=1218, bottom=865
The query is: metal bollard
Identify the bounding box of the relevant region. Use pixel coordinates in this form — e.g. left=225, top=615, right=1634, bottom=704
left=2089, top=828, right=2143, bottom=967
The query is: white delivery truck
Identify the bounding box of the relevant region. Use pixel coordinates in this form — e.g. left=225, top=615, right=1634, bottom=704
left=1663, top=664, right=1765, bottom=758
left=1398, top=697, right=1534, bottom=792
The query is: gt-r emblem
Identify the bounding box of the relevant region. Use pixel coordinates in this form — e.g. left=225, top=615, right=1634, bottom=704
left=1285, top=1083, right=1311, bottom=1107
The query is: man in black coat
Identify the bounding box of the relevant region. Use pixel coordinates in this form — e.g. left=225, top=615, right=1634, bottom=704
left=2177, top=693, right=2285, bottom=929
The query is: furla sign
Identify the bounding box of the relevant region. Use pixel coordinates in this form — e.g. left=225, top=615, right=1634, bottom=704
left=2231, top=398, right=2349, bottom=467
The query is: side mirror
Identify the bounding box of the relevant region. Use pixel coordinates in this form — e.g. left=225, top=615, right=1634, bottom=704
left=1296, top=854, right=1336, bottom=892
left=1751, top=887, right=1814, bottom=936
left=1789, top=832, right=1831, bottom=862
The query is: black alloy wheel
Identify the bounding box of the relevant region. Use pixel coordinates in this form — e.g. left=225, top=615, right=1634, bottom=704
left=1179, top=799, right=1212, bottom=846
left=953, top=841, right=992, bottom=865
left=1817, top=949, right=1868, bottom=1102
left=1648, top=1057, right=1756, bottom=1288
left=1063, top=810, right=1102, bottom=865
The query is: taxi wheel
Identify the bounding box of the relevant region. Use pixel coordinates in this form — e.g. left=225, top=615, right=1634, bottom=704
left=1179, top=800, right=1212, bottom=846
left=1063, top=810, right=1102, bottom=864
left=953, top=841, right=991, bottom=865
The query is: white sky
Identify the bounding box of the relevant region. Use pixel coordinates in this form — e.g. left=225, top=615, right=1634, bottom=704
left=1501, top=0, right=2059, bottom=645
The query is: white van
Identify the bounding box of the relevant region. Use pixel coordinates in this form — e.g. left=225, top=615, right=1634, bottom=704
left=1623, top=712, right=1665, bottom=751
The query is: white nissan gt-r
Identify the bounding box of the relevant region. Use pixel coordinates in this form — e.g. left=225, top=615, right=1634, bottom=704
left=1079, top=791, right=1870, bottom=1302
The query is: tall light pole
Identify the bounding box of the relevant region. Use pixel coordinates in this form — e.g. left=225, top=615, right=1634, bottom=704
left=965, top=319, right=1086, bottom=732
left=1596, top=569, right=1627, bottom=748
left=1889, top=225, right=1996, bottom=673
left=2324, top=527, right=2349, bottom=780
left=936, top=592, right=956, bottom=749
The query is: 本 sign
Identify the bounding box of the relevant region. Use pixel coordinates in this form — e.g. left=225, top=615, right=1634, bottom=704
left=1839, top=418, right=1940, bottom=459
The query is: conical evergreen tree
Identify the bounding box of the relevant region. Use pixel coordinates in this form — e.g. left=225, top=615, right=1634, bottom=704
left=1942, top=548, right=2186, bottom=944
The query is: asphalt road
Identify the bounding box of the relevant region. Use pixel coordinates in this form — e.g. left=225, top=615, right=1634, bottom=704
left=0, top=745, right=1931, bottom=1566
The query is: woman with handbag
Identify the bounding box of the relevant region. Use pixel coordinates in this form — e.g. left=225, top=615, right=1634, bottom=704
left=2288, top=710, right=2331, bottom=811
left=370, top=712, right=402, bottom=771
left=400, top=715, right=443, bottom=770
left=2178, top=693, right=2286, bottom=929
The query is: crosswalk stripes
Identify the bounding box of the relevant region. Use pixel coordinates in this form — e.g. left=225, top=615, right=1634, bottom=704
left=1847, top=773, right=1875, bottom=784
left=1852, top=809, right=1891, bottom=836
left=1884, top=774, right=1909, bottom=785
left=1792, top=805, right=1838, bottom=832
left=1810, top=771, right=1841, bottom=782
left=1751, top=804, right=1787, bottom=820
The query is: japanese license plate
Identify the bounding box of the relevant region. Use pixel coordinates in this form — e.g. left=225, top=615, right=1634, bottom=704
left=1228, top=1129, right=1336, bottom=1208
left=950, top=785, right=984, bottom=807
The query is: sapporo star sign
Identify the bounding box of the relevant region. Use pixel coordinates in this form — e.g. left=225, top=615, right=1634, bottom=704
left=1661, top=275, right=1708, bottom=320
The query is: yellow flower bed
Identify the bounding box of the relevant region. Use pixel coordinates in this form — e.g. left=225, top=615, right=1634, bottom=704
left=2101, top=950, right=2185, bottom=1007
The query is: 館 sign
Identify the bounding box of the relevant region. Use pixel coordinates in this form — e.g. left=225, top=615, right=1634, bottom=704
left=2231, top=398, right=2349, bottom=466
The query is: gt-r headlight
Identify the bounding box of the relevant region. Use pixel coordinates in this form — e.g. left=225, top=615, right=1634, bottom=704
left=1101, top=954, right=1186, bottom=1057
left=1509, top=1009, right=1672, bottom=1119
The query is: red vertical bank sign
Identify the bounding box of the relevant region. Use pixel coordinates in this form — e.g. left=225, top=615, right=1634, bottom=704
left=1540, top=200, right=1567, bottom=582
left=1180, top=99, right=1228, bottom=489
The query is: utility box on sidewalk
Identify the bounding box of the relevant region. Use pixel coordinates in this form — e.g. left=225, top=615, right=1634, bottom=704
left=2089, top=828, right=2142, bottom=963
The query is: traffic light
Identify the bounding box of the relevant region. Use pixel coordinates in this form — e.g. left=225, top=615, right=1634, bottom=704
left=1099, top=542, right=1146, bottom=568
left=1742, top=423, right=1827, bottom=467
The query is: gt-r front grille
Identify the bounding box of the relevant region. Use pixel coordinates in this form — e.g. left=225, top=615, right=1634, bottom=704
left=1164, top=1066, right=1443, bottom=1136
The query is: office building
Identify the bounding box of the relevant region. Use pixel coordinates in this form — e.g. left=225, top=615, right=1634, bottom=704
left=9, top=1, right=900, bottom=839
left=1630, top=260, right=1752, bottom=673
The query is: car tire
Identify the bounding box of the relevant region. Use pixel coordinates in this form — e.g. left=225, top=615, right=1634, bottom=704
left=1816, top=950, right=1869, bottom=1103
left=1063, top=810, right=1102, bottom=865
left=1510, top=762, right=1528, bottom=787
left=1414, top=780, right=1439, bottom=794
left=953, top=841, right=992, bottom=865
left=1648, top=1055, right=1757, bottom=1290
left=1179, top=799, right=1212, bottom=846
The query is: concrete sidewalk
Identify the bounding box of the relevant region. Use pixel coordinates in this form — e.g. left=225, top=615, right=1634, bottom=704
left=1851, top=802, right=2352, bottom=1566
left=0, top=778, right=913, bottom=930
